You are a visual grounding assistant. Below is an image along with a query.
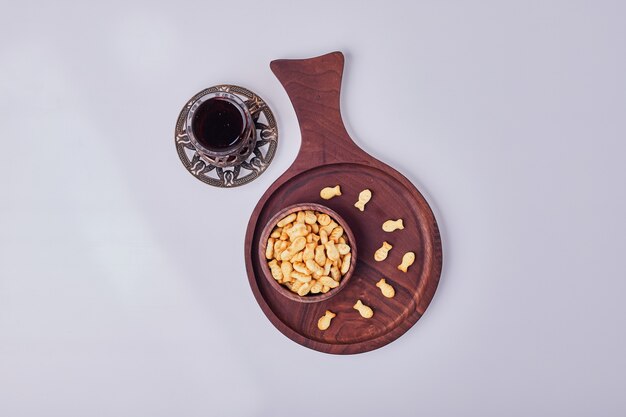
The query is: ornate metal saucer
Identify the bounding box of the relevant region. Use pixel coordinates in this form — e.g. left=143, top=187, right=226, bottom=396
left=175, top=85, right=278, bottom=188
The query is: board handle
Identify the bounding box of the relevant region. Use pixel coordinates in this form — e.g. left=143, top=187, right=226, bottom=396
left=270, top=51, right=365, bottom=165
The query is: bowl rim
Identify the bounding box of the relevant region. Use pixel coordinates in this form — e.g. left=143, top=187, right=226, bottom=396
left=258, top=202, right=357, bottom=303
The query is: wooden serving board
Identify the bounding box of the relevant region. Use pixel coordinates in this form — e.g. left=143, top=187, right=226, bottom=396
left=244, top=51, right=442, bottom=354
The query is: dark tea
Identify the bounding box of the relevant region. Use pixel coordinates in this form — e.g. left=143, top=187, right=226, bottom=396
left=183, top=89, right=256, bottom=168
left=192, top=98, right=245, bottom=151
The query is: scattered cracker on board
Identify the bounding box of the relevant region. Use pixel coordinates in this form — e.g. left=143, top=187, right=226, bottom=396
left=376, top=278, right=395, bottom=298
left=398, top=252, right=415, bottom=273
left=354, top=189, right=372, bottom=211
left=353, top=299, right=374, bottom=318
left=374, top=241, right=393, bottom=262
left=382, top=219, right=404, bottom=232
left=320, top=185, right=341, bottom=200
left=317, top=310, right=336, bottom=330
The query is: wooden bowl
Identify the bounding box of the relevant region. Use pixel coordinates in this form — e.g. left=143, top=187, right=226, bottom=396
left=258, top=203, right=358, bottom=303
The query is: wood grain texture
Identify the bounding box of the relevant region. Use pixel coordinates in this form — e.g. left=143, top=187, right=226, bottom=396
left=244, top=51, right=442, bottom=354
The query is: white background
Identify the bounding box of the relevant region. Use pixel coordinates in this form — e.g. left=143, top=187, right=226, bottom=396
left=1, top=1, right=625, bottom=416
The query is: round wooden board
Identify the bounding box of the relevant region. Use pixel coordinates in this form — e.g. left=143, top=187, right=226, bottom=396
left=245, top=52, right=442, bottom=354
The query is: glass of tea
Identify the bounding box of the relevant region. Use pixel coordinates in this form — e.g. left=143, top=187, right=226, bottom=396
left=185, top=91, right=256, bottom=167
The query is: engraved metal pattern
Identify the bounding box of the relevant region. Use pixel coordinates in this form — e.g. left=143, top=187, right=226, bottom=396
left=175, top=85, right=278, bottom=188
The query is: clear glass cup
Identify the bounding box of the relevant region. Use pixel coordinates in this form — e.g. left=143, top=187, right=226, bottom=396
left=185, top=91, right=256, bottom=167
